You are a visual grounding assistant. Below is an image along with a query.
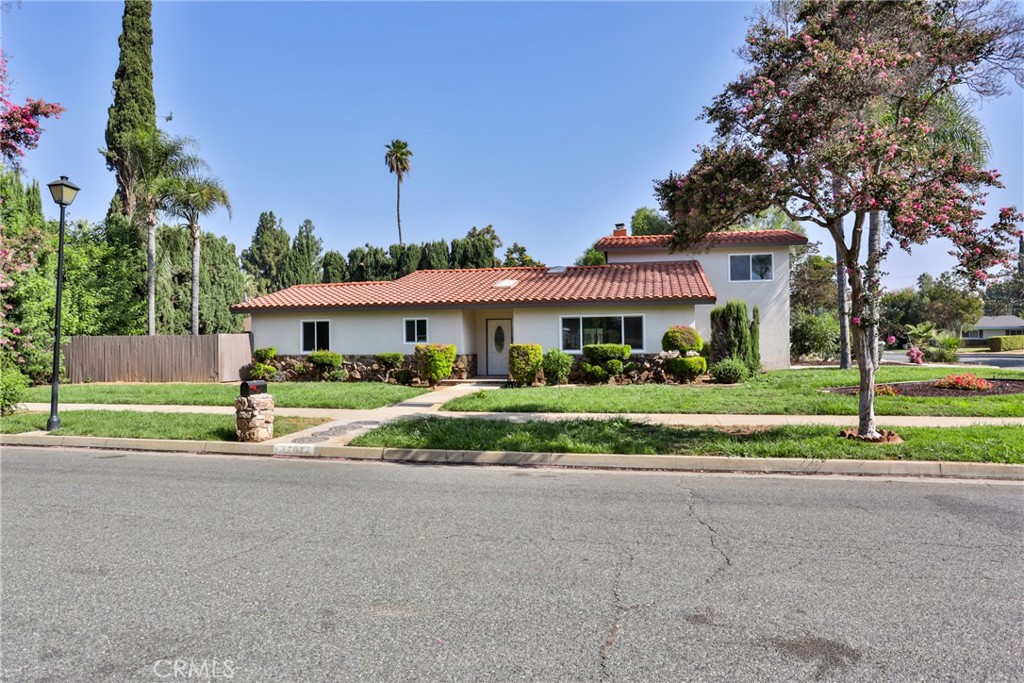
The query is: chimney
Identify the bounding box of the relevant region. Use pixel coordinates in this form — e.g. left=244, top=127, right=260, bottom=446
left=613, top=223, right=627, bottom=237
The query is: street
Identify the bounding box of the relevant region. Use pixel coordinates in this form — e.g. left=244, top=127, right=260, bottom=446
left=2, top=448, right=1022, bottom=682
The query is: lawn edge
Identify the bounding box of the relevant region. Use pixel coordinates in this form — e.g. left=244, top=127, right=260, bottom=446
left=3, top=434, right=1021, bottom=480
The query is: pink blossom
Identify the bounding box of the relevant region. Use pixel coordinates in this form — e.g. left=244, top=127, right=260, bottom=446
left=852, top=317, right=861, bottom=325
left=886, top=336, right=896, bottom=344
left=12, top=327, right=20, bottom=334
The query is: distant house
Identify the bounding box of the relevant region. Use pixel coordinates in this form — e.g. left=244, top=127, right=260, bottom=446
left=962, top=315, right=1024, bottom=344
left=231, top=225, right=806, bottom=373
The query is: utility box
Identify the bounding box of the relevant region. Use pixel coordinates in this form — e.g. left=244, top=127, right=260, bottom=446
left=240, top=379, right=268, bottom=397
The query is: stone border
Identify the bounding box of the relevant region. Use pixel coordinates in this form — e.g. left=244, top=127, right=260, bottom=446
left=3, top=434, right=1021, bottom=480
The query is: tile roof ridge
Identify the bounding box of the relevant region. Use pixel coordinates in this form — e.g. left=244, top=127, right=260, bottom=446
left=412, top=266, right=548, bottom=273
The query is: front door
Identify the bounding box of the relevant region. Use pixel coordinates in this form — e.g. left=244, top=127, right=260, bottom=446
left=486, top=319, right=512, bottom=376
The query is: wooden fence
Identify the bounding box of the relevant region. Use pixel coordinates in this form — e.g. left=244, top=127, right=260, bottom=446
left=64, top=334, right=252, bottom=383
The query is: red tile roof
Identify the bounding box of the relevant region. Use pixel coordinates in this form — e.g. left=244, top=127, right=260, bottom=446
left=594, top=229, right=808, bottom=250
left=231, top=262, right=716, bottom=312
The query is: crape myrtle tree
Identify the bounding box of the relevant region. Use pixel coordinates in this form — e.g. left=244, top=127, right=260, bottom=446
left=655, top=0, right=1023, bottom=439
left=1, top=52, right=64, bottom=170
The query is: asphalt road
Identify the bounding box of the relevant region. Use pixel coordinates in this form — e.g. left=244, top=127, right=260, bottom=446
left=955, top=352, right=1024, bottom=370
left=2, top=448, right=1022, bottom=682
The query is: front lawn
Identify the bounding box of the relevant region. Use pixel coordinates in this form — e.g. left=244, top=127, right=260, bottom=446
left=0, top=411, right=329, bottom=441
left=23, top=382, right=427, bottom=410
left=442, top=367, right=1024, bottom=417
left=351, top=417, right=1024, bottom=463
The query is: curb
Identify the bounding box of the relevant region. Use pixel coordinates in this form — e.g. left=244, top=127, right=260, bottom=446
left=3, top=434, right=1022, bottom=480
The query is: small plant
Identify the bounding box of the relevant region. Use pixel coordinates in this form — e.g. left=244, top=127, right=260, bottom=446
left=375, top=352, right=405, bottom=381
left=0, top=360, right=28, bottom=416
left=873, top=384, right=900, bottom=396
left=935, top=373, right=992, bottom=391
left=581, top=344, right=633, bottom=382
left=307, top=350, right=343, bottom=370
left=415, top=344, right=456, bottom=385
left=906, top=346, right=924, bottom=365
left=709, top=358, right=749, bottom=384
left=293, top=361, right=312, bottom=377
left=666, top=356, right=707, bottom=382
left=252, top=347, right=277, bottom=364
left=248, top=362, right=275, bottom=381
left=327, top=369, right=348, bottom=382
left=508, top=344, right=543, bottom=387
left=393, top=369, right=414, bottom=385
left=662, top=325, right=703, bottom=353
left=542, top=349, right=573, bottom=385
left=580, top=362, right=609, bottom=382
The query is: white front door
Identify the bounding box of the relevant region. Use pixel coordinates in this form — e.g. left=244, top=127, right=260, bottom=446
left=486, top=319, right=512, bottom=376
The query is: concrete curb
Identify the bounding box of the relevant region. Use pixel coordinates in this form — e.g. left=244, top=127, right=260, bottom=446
left=3, top=434, right=1021, bottom=480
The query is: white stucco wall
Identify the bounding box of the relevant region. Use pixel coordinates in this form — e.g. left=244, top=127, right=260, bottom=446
left=606, top=246, right=792, bottom=369
left=250, top=308, right=471, bottom=356
left=512, top=304, right=697, bottom=354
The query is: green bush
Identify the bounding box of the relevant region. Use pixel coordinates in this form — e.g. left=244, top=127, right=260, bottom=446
left=1, top=361, right=28, bottom=416
left=666, top=356, right=707, bottom=382
left=662, top=325, right=703, bottom=353
left=990, top=335, right=1024, bottom=351
left=415, top=344, right=456, bottom=385
left=307, top=350, right=343, bottom=369
left=375, top=352, right=404, bottom=369
left=508, top=344, right=543, bottom=387
left=582, top=344, right=631, bottom=364
left=923, top=347, right=957, bottom=363
left=790, top=310, right=840, bottom=360
left=252, top=347, right=277, bottom=364
left=750, top=306, right=761, bottom=372
left=542, top=349, right=573, bottom=385
left=710, top=300, right=760, bottom=373
left=709, top=358, right=750, bottom=384
left=327, top=369, right=348, bottom=382
left=580, top=362, right=609, bottom=382
left=393, top=369, right=414, bottom=385
left=248, top=362, right=275, bottom=380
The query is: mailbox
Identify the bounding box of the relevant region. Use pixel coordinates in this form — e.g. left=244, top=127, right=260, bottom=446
left=240, top=379, right=268, bottom=397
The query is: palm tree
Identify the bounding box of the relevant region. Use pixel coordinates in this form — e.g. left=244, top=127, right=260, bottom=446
left=384, top=139, right=412, bottom=244
left=166, top=175, right=232, bottom=335
left=113, top=128, right=202, bottom=335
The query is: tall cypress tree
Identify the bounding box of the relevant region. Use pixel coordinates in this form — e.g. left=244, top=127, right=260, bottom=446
left=241, top=211, right=290, bottom=294
left=278, top=219, right=322, bottom=288
left=104, top=0, right=157, bottom=211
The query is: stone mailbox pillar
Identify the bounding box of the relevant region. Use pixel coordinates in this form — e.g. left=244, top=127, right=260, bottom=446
left=235, top=393, right=275, bottom=442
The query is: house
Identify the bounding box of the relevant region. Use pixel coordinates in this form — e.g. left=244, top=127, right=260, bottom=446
left=231, top=225, right=806, bottom=374
left=962, top=315, right=1024, bottom=345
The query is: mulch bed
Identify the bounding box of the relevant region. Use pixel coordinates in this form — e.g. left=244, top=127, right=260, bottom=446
left=828, top=379, right=1024, bottom=398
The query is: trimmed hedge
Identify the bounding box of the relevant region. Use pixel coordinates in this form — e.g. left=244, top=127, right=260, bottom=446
left=307, top=350, right=344, bottom=369
left=709, top=358, right=750, bottom=384
left=375, top=352, right=405, bottom=369
left=415, top=344, right=457, bottom=385
left=989, top=335, right=1024, bottom=351
left=581, top=344, right=633, bottom=382
left=252, top=347, right=277, bottom=364
left=666, top=356, right=707, bottom=382
left=509, top=344, right=543, bottom=387
left=662, top=325, right=703, bottom=353
left=248, top=362, right=275, bottom=380
left=542, top=349, right=573, bottom=385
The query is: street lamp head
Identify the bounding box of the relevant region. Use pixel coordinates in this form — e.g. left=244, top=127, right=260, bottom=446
left=47, top=176, right=80, bottom=207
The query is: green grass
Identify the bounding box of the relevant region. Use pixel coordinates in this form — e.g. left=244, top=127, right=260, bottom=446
left=442, top=367, right=1024, bottom=417
left=0, top=411, right=329, bottom=441
left=23, top=382, right=427, bottom=410
left=351, top=417, right=1024, bottom=464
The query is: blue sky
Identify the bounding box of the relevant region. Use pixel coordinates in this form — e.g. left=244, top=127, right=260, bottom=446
left=4, top=1, right=1021, bottom=290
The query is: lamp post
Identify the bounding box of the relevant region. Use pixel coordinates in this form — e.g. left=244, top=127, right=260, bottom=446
left=45, top=176, right=80, bottom=432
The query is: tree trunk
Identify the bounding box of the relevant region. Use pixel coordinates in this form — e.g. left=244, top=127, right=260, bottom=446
left=848, top=265, right=880, bottom=439
left=191, top=221, right=201, bottom=336
left=147, top=210, right=157, bottom=336
left=396, top=178, right=403, bottom=246
left=836, top=235, right=851, bottom=369
left=868, top=209, right=882, bottom=369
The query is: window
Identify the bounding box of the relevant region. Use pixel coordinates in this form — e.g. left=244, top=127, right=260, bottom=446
left=729, top=254, right=773, bottom=281
left=963, top=329, right=983, bottom=339
left=561, top=315, right=644, bottom=351
left=301, top=320, right=330, bottom=352
left=404, top=318, right=428, bottom=344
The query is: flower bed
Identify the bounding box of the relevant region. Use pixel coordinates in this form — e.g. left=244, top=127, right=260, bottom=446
left=934, top=373, right=993, bottom=391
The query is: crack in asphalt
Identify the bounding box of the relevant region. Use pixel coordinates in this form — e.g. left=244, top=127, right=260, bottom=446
left=685, top=488, right=733, bottom=585
left=598, top=547, right=653, bottom=681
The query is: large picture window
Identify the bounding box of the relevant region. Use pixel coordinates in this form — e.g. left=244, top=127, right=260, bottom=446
left=561, top=315, right=644, bottom=351
left=729, top=254, right=773, bottom=281
left=404, top=318, right=428, bottom=344
left=301, top=320, right=330, bottom=352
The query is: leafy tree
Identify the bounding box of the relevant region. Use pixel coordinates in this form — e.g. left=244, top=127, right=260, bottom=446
left=574, top=245, right=607, bottom=266
left=278, top=219, right=322, bottom=288
left=879, top=288, right=923, bottom=344
left=916, top=272, right=985, bottom=334
left=630, top=207, right=672, bottom=236
left=347, top=244, right=391, bottom=282
left=321, top=250, right=348, bottom=283
left=654, top=0, right=1023, bottom=438
left=466, top=225, right=503, bottom=259
left=165, top=174, right=232, bottom=335
left=418, top=240, right=450, bottom=270
left=241, top=211, right=290, bottom=294
left=1, top=52, right=64, bottom=170
left=790, top=249, right=838, bottom=314
left=983, top=236, right=1024, bottom=315
left=384, top=139, right=412, bottom=244
left=450, top=231, right=498, bottom=269
left=502, top=242, right=545, bottom=267
left=389, top=242, right=422, bottom=278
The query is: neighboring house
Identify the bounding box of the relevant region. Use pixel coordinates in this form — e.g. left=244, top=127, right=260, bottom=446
left=231, top=225, right=806, bottom=373
left=962, top=315, right=1024, bottom=343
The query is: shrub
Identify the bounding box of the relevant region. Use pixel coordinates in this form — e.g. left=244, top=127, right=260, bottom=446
left=935, top=373, right=992, bottom=391
left=375, top=352, right=404, bottom=369
left=582, top=344, right=631, bottom=364
left=415, top=344, right=456, bottom=385
left=662, top=325, right=703, bottom=353
left=906, top=346, right=924, bottom=364
left=709, top=300, right=759, bottom=373
left=307, top=350, right=343, bottom=369
left=542, top=349, right=573, bottom=385
left=709, top=358, right=750, bottom=384
left=989, top=335, right=1024, bottom=352
left=580, top=362, right=609, bottom=382
left=508, top=344, right=543, bottom=387
left=874, top=384, right=900, bottom=396
left=1, top=361, right=28, bottom=416
left=248, top=362, right=275, bottom=381
left=666, top=356, right=707, bottom=382
left=252, top=347, right=277, bottom=364
left=293, top=361, right=312, bottom=378
left=605, top=359, right=624, bottom=375
left=922, top=347, right=957, bottom=363
left=327, top=369, right=348, bottom=382
left=393, top=369, right=414, bottom=385
left=790, top=310, right=840, bottom=360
